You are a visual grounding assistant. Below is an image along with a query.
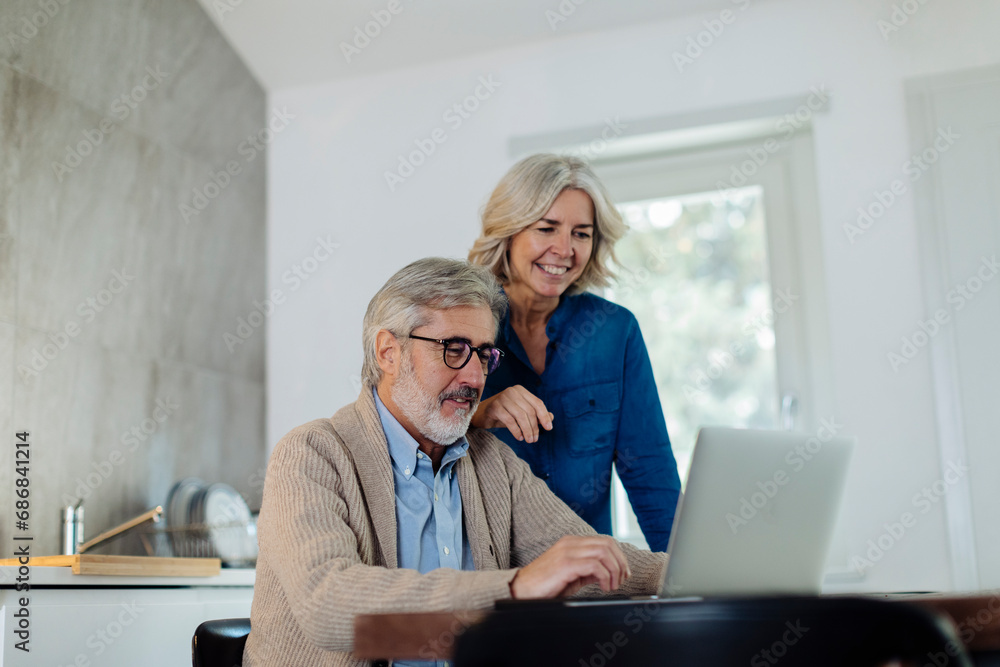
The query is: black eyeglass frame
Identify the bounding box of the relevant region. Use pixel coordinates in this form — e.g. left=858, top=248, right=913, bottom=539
left=405, top=334, right=505, bottom=375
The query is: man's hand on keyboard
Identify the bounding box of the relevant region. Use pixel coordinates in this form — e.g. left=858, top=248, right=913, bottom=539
left=510, top=535, right=631, bottom=599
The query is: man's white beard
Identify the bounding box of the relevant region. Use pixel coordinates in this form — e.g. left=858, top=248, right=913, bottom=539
left=393, top=358, right=479, bottom=445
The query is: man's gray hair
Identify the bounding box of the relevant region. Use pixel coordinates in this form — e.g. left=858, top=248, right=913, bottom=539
left=361, top=257, right=508, bottom=387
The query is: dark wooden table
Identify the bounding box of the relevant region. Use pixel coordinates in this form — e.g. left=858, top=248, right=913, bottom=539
left=890, top=592, right=1000, bottom=652
left=353, top=592, right=1000, bottom=661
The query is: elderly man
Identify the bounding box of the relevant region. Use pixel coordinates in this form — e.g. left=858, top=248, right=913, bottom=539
left=244, top=258, right=666, bottom=666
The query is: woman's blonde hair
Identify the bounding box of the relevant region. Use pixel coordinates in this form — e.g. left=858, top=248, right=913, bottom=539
left=468, top=154, right=626, bottom=293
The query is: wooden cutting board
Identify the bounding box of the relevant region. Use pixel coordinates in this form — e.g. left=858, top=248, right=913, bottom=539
left=0, top=554, right=221, bottom=576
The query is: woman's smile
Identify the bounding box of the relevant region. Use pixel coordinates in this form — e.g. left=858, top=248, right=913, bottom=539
left=508, top=188, right=595, bottom=300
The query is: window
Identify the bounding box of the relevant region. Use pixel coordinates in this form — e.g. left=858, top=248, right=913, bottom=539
left=509, top=103, right=834, bottom=548
left=594, top=132, right=832, bottom=547
left=609, top=185, right=780, bottom=484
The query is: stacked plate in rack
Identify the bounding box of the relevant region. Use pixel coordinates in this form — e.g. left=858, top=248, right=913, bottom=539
left=164, top=478, right=258, bottom=566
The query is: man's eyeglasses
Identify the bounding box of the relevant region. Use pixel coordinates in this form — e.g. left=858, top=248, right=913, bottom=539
left=406, top=334, right=504, bottom=375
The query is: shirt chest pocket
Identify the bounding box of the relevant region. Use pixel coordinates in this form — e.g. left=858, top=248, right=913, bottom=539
left=560, top=381, right=621, bottom=456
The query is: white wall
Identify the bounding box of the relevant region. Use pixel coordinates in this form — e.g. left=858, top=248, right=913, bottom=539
left=267, top=0, right=1000, bottom=592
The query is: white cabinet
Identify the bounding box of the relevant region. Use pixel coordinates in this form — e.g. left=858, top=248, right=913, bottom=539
left=0, top=566, right=254, bottom=666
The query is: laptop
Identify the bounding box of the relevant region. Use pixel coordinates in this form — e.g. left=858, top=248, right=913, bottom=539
left=657, top=426, right=855, bottom=598
left=496, top=426, right=855, bottom=611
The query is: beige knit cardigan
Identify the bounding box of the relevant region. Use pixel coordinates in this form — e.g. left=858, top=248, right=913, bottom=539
left=243, top=386, right=667, bottom=666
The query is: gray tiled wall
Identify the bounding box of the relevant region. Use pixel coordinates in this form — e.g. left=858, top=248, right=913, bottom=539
left=0, top=0, right=266, bottom=557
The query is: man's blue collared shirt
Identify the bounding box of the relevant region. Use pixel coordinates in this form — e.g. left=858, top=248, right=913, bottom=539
left=373, top=389, right=474, bottom=667
left=483, top=291, right=681, bottom=552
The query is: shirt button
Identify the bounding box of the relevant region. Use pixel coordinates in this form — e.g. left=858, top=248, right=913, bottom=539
left=417, top=452, right=423, bottom=459
left=443, top=546, right=450, bottom=555
left=434, top=493, right=439, bottom=501
left=404, top=467, right=410, bottom=475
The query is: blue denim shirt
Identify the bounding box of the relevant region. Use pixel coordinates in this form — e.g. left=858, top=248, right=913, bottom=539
left=483, top=292, right=681, bottom=552
left=374, top=389, right=474, bottom=667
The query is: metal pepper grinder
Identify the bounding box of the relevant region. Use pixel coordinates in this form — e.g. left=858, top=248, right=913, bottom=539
left=60, top=501, right=84, bottom=555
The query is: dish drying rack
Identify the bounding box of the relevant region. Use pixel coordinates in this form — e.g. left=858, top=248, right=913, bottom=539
left=162, top=478, right=259, bottom=567
left=139, top=520, right=258, bottom=566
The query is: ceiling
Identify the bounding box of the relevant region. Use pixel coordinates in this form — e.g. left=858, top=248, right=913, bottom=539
left=195, top=0, right=747, bottom=91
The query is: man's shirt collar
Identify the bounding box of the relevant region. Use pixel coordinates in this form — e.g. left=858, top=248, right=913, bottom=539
left=372, top=387, right=469, bottom=478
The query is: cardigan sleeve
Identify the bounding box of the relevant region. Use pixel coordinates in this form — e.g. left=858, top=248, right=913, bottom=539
left=257, top=423, right=517, bottom=652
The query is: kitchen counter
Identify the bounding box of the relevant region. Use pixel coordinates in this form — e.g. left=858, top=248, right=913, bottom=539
left=0, top=565, right=255, bottom=666
left=0, top=564, right=255, bottom=588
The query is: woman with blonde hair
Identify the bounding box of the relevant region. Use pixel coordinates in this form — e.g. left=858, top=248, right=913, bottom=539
left=469, top=154, right=681, bottom=551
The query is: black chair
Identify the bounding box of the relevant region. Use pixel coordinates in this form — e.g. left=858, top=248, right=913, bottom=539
left=192, top=618, right=251, bottom=667
left=455, top=596, right=974, bottom=666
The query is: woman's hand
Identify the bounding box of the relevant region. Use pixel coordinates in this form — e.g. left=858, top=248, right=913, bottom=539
left=472, top=385, right=554, bottom=443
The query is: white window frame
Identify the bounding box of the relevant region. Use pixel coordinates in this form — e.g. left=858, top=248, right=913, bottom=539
left=591, top=132, right=835, bottom=436
left=508, top=98, right=838, bottom=551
